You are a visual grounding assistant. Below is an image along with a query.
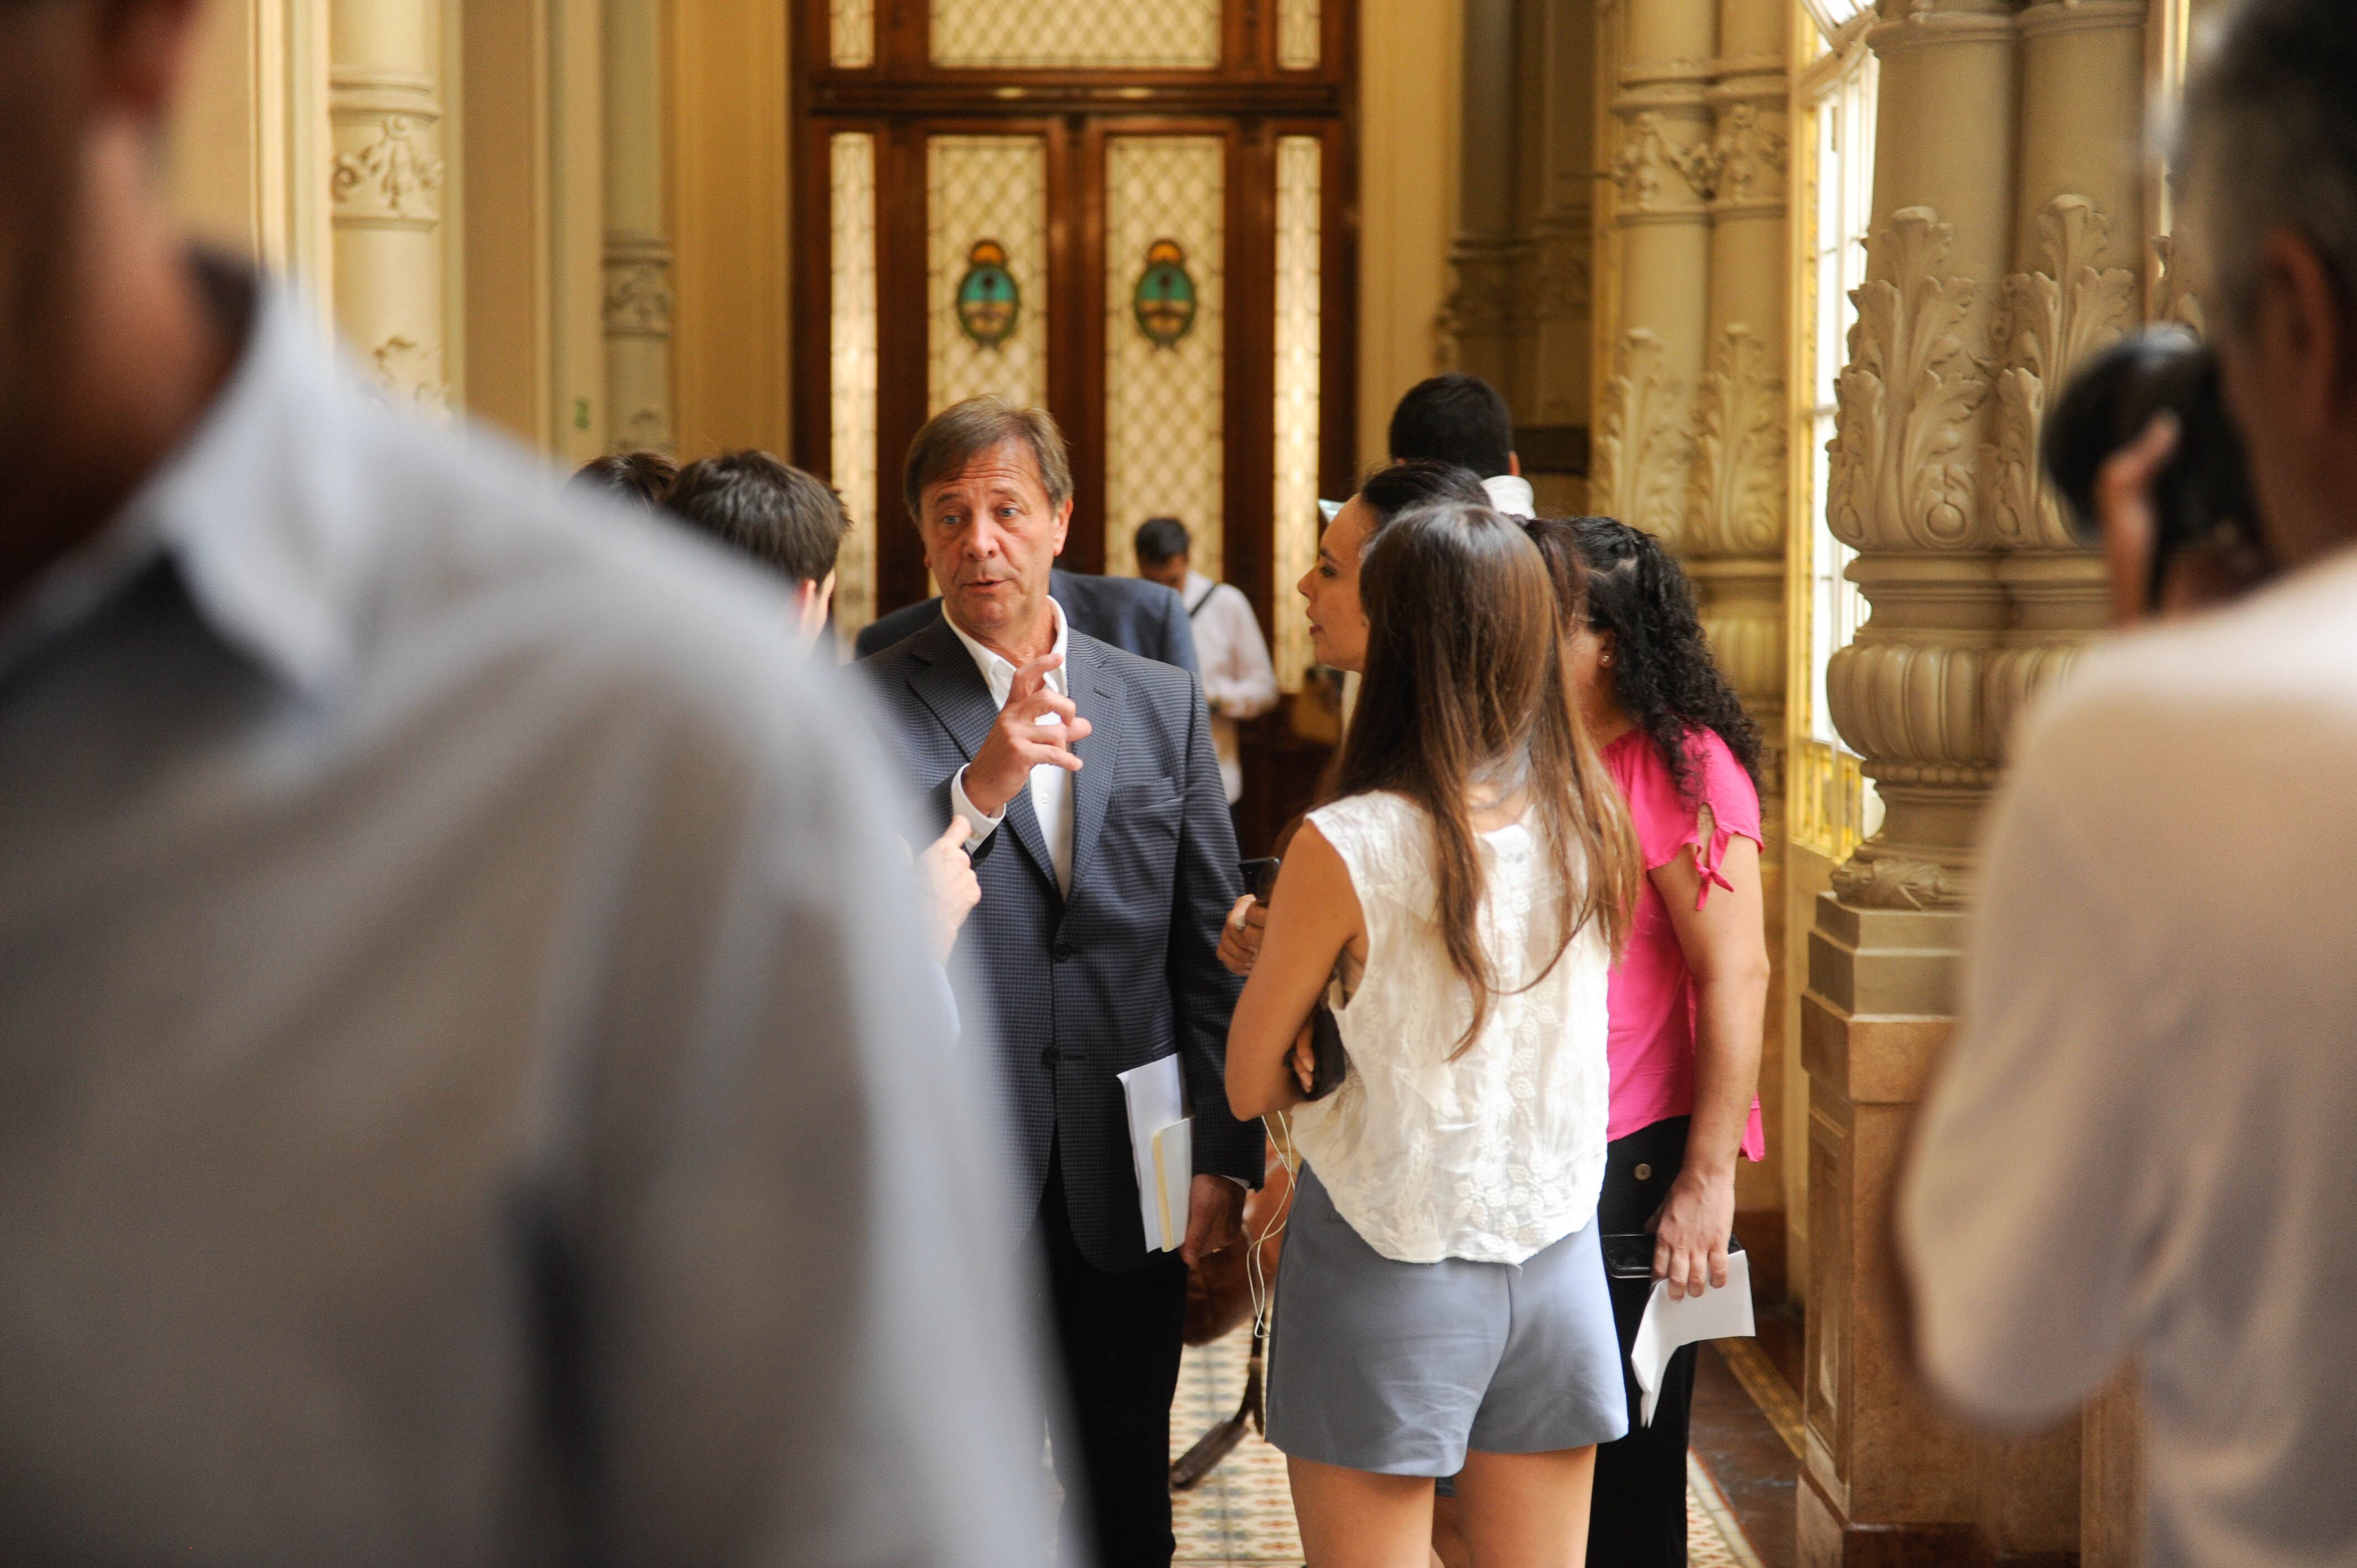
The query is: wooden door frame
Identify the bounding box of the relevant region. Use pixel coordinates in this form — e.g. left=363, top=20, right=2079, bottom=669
left=790, top=0, right=1361, bottom=642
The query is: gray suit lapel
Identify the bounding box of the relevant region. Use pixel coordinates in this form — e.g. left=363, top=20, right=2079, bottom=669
left=905, top=615, right=1059, bottom=894
left=1064, top=632, right=1126, bottom=901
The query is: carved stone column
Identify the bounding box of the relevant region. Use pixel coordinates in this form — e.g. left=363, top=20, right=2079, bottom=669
left=1445, top=0, right=1530, bottom=396
left=329, top=0, right=451, bottom=411
left=1800, top=1, right=2020, bottom=1561
left=1687, top=0, right=1791, bottom=1243
left=603, top=0, right=673, bottom=453
left=1591, top=0, right=1717, bottom=549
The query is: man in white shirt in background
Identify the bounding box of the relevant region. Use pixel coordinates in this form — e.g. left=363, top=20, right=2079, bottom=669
left=1387, top=373, right=1537, bottom=520
left=1134, top=517, right=1280, bottom=845
left=1898, top=3, right=2357, bottom=1565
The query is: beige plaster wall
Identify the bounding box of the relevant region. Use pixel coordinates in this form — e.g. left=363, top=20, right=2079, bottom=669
left=168, top=0, right=330, bottom=289
left=1357, top=0, right=1465, bottom=473
left=668, top=0, right=791, bottom=463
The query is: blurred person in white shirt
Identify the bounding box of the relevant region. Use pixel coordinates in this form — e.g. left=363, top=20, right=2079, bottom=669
left=1898, top=4, right=2357, bottom=1565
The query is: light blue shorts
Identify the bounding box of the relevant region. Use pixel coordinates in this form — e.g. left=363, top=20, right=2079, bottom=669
left=1264, top=1165, right=1628, bottom=1475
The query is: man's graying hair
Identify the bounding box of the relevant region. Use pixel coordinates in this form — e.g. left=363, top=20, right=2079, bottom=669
left=2176, top=0, right=2357, bottom=336
left=903, top=396, right=1073, bottom=522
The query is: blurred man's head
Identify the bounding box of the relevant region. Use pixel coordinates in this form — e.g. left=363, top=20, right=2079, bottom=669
left=1387, top=374, right=1517, bottom=480
left=1134, top=517, right=1191, bottom=594
left=2179, top=0, right=2357, bottom=569
left=1, top=0, right=219, bottom=580
left=668, top=451, right=848, bottom=648
left=904, top=397, right=1072, bottom=657
left=570, top=451, right=677, bottom=510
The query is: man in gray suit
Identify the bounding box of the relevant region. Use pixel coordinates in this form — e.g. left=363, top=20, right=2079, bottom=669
left=858, top=397, right=1263, bottom=1567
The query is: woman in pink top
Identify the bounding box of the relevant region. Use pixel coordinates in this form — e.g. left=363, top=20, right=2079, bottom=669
left=1527, top=516, right=1771, bottom=1568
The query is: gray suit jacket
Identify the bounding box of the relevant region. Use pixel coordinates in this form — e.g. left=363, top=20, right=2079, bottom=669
left=856, top=615, right=1263, bottom=1271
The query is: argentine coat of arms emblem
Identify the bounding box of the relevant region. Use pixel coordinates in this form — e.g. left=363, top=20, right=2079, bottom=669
left=955, top=240, right=1021, bottom=347
left=1132, top=239, right=1198, bottom=348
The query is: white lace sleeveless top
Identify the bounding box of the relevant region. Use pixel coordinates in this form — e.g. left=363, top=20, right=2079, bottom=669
left=1290, top=791, right=1612, bottom=1265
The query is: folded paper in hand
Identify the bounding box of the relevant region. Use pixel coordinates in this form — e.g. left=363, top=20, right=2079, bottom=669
left=1118, top=1055, right=1192, bottom=1252
left=1630, top=1250, right=1756, bottom=1427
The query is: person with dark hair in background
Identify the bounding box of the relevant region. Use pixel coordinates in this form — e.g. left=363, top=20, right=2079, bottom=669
left=0, top=3, right=1051, bottom=1561
left=667, top=449, right=850, bottom=650
left=1133, top=516, right=1278, bottom=840
left=1901, top=4, right=2357, bottom=1561
left=1505, top=517, right=1769, bottom=1568
left=1227, top=499, right=1639, bottom=1568
left=1388, top=372, right=1536, bottom=519
left=569, top=448, right=677, bottom=509
left=1214, top=461, right=1490, bottom=977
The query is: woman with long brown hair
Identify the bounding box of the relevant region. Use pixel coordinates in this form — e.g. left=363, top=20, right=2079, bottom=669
left=1227, top=500, right=1639, bottom=1568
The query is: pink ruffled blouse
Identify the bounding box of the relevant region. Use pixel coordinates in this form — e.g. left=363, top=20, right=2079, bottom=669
left=1602, top=726, right=1768, bottom=1160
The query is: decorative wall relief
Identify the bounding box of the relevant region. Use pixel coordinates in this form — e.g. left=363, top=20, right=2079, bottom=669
left=1609, top=112, right=1718, bottom=211
left=369, top=334, right=448, bottom=414
left=601, top=257, right=675, bottom=337
left=1686, top=324, right=1787, bottom=556
left=330, top=116, right=445, bottom=222
left=1987, top=195, right=2137, bottom=549
left=1825, top=205, right=1991, bottom=552
left=1707, top=104, right=1789, bottom=205
left=1591, top=330, right=1694, bottom=548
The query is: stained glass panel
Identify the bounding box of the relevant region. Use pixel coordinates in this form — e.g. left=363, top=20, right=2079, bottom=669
left=927, top=136, right=1049, bottom=414
left=830, top=132, right=878, bottom=646
left=931, top=0, right=1219, bottom=70
left=1278, top=0, right=1322, bottom=70
left=1272, top=135, right=1321, bottom=691
left=830, top=0, right=874, bottom=68
left=1104, top=137, right=1226, bottom=580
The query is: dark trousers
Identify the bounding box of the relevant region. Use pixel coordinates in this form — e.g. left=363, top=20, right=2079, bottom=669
left=1030, top=1142, right=1189, bottom=1568
left=1587, top=1116, right=1698, bottom=1568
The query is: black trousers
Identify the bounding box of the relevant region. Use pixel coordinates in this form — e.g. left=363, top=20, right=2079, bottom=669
left=1586, top=1115, right=1698, bottom=1568
left=1029, top=1142, right=1190, bottom=1568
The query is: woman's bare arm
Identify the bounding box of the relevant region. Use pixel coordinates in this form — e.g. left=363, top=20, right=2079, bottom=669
left=1650, top=829, right=1769, bottom=1299
left=1227, top=822, right=1362, bottom=1122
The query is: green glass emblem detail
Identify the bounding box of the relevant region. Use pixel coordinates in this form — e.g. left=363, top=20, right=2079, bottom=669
left=955, top=240, right=1020, bottom=348
left=1132, top=239, right=1197, bottom=348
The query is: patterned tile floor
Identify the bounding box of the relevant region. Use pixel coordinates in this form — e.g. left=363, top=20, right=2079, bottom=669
left=1169, top=1325, right=1766, bottom=1567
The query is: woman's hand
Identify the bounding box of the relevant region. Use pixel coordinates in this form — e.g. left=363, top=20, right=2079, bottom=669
left=1287, top=1019, right=1319, bottom=1096
left=1650, top=1164, right=1735, bottom=1302
left=1226, top=824, right=1361, bottom=1123
left=1218, top=894, right=1267, bottom=977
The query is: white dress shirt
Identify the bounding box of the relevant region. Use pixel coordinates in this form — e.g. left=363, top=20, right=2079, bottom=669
left=1181, top=570, right=1280, bottom=803
left=0, top=270, right=1050, bottom=1564
left=1900, top=548, right=2357, bottom=1568
left=948, top=595, right=1075, bottom=895
left=1482, top=473, right=1537, bottom=519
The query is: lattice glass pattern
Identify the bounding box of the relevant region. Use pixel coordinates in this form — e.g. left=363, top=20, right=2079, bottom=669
left=1278, top=0, right=1322, bottom=69
left=830, top=133, right=879, bottom=646
left=830, top=0, right=874, bottom=67
left=1272, top=135, right=1322, bottom=690
left=931, top=0, right=1219, bottom=69
left=927, top=136, right=1048, bottom=414
left=1104, top=137, right=1226, bottom=580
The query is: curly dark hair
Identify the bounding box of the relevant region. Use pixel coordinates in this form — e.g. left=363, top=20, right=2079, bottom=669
left=1526, top=516, right=1761, bottom=798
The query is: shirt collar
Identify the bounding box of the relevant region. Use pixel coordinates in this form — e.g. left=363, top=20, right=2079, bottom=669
left=0, top=265, right=381, bottom=698
left=944, top=590, right=1069, bottom=700
left=1483, top=474, right=1537, bottom=520
left=1183, top=570, right=1214, bottom=602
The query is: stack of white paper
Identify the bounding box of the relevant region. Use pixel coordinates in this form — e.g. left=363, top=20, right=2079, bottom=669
left=1630, top=1250, right=1756, bottom=1426
left=1118, top=1055, right=1192, bottom=1252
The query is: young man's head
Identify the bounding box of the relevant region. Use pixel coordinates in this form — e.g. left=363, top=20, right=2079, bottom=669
left=1133, top=517, right=1192, bottom=594
left=1387, top=374, right=1518, bottom=480
left=570, top=451, right=677, bottom=510
left=667, top=451, right=849, bottom=648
